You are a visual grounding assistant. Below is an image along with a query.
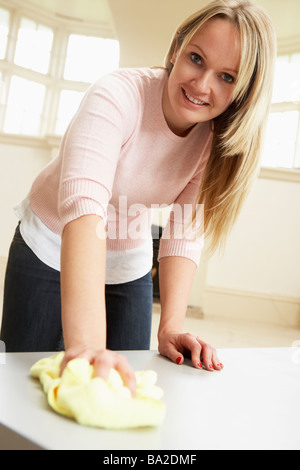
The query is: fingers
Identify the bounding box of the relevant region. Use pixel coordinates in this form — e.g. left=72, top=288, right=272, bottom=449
left=114, top=359, right=137, bottom=398
left=61, top=348, right=137, bottom=396
left=59, top=347, right=95, bottom=376
left=94, top=351, right=137, bottom=397
left=159, top=338, right=184, bottom=366
left=196, top=336, right=224, bottom=371
left=163, top=333, right=224, bottom=372
left=160, top=332, right=223, bottom=372
left=178, top=333, right=203, bottom=369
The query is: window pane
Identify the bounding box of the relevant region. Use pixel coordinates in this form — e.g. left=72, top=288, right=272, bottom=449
left=4, top=76, right=46, bottom=135
left=272, top=54, right=300, bottom=103
left=55, top=89, right=85, bottom=135
left=262, top=111, right=299, bottom=168
left=14, top=18, right=53, bottom=74
left=0, top=7, right=10, bottom=60
left=64, top=35, right=119, bottom=82
left=290, top=53, right=300, bottom=103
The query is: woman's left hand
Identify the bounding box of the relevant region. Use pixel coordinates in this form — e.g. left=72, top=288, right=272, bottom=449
left=158, top=332, right=224, bottom=371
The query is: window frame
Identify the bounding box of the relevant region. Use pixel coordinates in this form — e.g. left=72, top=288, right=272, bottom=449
left=0, top=0, right=118, bottom=142
left=260, top=38, right=300, bottom=181
left=262, top=50, right=300, bottom=170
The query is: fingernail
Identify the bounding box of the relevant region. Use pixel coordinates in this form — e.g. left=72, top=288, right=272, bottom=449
left=197, top=362, right=202, bottom=368
left=176, top=357, right=181, bottom=365
left=209, top=364, right=213, bottom=369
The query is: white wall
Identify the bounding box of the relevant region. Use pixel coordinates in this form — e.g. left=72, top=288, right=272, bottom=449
left=0, top=142, right=52, bottom=257
left=207, top=178, right=300, bottom=298
left=204, top=177, right=300, bottom=326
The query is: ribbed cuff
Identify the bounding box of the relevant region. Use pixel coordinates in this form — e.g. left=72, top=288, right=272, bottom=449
left=59, top=178, right=109, bottom=231
left=158, top=237, right=203, bottom=268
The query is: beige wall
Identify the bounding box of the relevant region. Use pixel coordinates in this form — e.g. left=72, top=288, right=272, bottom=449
left=108, top=0, right=300, bottom=68
left=108, top=0, right=210, bottom=68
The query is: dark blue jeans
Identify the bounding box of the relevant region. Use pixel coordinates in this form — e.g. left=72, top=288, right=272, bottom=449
left=0, top=224, right=153, bottom=352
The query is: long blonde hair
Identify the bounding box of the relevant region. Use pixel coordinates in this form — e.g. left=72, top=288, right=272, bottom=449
left=165, top=0, right=277, bottom=253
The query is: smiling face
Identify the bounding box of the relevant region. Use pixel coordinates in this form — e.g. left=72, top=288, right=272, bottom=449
left=162, top=17, right=241, bottom=136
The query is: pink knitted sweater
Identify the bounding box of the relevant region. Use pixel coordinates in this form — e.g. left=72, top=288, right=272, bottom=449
left=29, top=68, right=212, bottom=265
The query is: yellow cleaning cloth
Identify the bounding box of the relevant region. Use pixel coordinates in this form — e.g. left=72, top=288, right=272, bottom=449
left=30, top=352, right=166, bottom=429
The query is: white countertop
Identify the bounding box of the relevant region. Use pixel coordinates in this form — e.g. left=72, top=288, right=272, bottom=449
left=0, top=348, right=299, bottom=450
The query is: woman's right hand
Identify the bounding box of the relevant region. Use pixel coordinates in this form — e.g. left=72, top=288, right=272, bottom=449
left=60, top=218, right=137, bottom=392
left=60, top=347, right=137, bottom=397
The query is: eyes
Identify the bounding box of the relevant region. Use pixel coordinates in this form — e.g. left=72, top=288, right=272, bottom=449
left=191, top=52, right=202, bottom=65
left=190, top=52, right=235, bottom=84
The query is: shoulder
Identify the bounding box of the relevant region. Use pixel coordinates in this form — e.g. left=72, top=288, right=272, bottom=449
left=75, top=68, right=168, bottom=138
left=83, top=67, right=167, bottom=120
left=108, top=66, right=167, bottom=83
left=91, top=67, right=167, bottom=100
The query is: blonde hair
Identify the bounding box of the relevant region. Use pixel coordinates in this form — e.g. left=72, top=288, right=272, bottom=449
left=165, top=0, right=277, bottom=253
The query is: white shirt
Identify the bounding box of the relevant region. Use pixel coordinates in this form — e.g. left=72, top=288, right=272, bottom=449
left=15, top=196, right=153, bottom=285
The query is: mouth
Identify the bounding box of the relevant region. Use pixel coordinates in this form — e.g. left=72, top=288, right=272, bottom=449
left=183, top=89, right=209, bottom=106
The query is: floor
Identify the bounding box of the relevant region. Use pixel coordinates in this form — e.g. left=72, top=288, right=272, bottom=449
left=1, top=287, right=299, bottom=351
left=150, top=303, right=300, bottom=350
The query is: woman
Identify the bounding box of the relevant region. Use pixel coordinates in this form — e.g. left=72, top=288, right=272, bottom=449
left=1, top=0, right=276, bottom=394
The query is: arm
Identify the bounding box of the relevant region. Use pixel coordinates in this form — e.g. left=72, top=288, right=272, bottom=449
left=60, top=215, right=136, bottom=394
left=56, top=74, right=141, bottom=393
left=158, top=256, right=196, bottom=336
left=61, top=215, right=106, bottom=350
left=158, top=256, right=223, bottom=371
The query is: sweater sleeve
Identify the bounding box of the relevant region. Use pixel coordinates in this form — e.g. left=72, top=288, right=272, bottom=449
left=158, top=128, right=212, bottom=267
left=157, top=172, right=204, bottom=268
left=58, top=72, right=139, bottom=232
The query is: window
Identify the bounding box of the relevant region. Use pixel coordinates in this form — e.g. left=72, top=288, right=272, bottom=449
left=14, top=17, right=54, bottom=74
left=0, top=5, right=119, bottom=138
left=272, top=54, right=300, bottom=104
left=55, top=89, right=85, bottom=135
left=262, top=53, right=300, bottom=169
left=55, top=34, right=120, bottom=135
left=64, top=34, right=120, bottom=83
left=0, top=7, right=10, bottom=60
left=0, top=70, right=5, bottom=115
left=4, top=76, right=46, bottom=135
left=263, top=111, right=299, bottom=168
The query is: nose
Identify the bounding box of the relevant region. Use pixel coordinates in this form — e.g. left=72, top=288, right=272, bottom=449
left=192, top=70, right=212, bottom=95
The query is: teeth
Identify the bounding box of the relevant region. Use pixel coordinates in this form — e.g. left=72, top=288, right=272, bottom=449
left=184, top=90, right=207, bottom=105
